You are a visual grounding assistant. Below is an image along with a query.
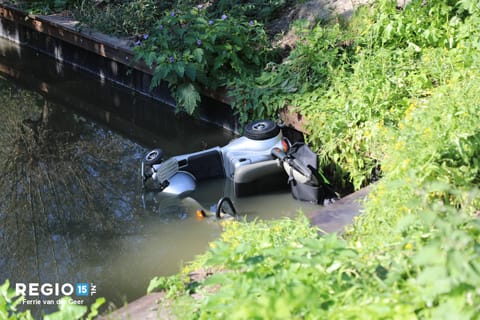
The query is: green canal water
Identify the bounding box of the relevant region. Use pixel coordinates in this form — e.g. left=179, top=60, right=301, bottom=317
left=0, top=36, right=319, bottom=315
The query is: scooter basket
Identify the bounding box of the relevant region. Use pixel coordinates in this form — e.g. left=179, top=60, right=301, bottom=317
left=290, top=179, right=325, bottom=204
left=287, top=142, right=325, bottom=204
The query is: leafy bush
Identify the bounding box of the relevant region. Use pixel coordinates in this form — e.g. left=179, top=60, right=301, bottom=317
left=229, top=22, right=352, bottom=130
left=353, top=53, right=480, bottom=242
left=134, top=4, right=274, bottom=114
left=149, top=211, right=480, bottom=319
left=73, top=0, right=297, bottom=36
left=0, top=280, right=33, bottom=319
left=71, top=0, right=289, bottom=114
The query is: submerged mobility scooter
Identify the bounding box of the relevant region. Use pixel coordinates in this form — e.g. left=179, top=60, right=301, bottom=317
left=141, top=120, right=326, bottom=215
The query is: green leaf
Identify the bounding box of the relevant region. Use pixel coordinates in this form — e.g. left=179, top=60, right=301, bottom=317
left=147, top=276, right=166, bottom=294
left=150, top=66, right=171, bottom=89
left=185, top=64, right=197, bottom=81
left=193, top=48, right=204, bottom=63
left=86, top=297, right=106, bottom=320
left=175, top=83, right=201, bottom=114
left=326, top=261, right=342, bottom=273
left=416, top=266, right=452, bottom=297
left=145, top=52, right=157, bottom=67
left=203, top=273, right=230, bottom=286
left=174, top=62, right=185, bottom=78
left=184, top=35, right=197, bottom=46
left=413, top=245, right=444, bottom=266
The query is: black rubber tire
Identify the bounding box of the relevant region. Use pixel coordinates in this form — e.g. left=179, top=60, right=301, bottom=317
left=144, top=148, right=164, bottom=165
left=244, top=120, right=280, bottom=140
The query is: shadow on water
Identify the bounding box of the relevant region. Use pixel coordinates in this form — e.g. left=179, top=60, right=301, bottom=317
left=0, top=36, right=320, bottom=316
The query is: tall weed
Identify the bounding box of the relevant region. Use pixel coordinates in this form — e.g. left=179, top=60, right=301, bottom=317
left=354, top=53, right=480, bottom=241
left=232, top=0, right=480, bottom=189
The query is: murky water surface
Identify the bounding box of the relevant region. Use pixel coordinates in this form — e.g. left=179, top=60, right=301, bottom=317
left=0, top=37, right=319, bottom=314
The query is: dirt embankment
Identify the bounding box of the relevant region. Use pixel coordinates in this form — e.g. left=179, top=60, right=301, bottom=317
left=268, top=0, right=371, bottom=49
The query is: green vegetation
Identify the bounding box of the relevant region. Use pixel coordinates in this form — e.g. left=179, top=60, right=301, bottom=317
left=74, top=0, right=173, bottom=36
left=0, top=281, right=33, bottom=320
left=69, top=0, right=480, bottom=190
left=133, top=6, right=274, bottom=114
left=145, top=0, right=480, bottom=318
left=73, top=0, right=298, bottom=36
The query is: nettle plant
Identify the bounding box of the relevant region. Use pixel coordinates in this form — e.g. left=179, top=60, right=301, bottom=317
left=135, top=4, right=272, bottom=114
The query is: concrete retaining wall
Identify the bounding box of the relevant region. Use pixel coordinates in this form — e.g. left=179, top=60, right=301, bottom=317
left=0, top=4, right=240, bottom=132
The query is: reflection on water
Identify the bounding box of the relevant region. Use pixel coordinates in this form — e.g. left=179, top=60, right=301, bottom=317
left=0, top=37, right=320, bottom=316
left=0, top=80, right=230, bottom=312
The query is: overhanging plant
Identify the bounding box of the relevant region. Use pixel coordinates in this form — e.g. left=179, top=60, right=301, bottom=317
left=134, top=4, right=274, bottom=114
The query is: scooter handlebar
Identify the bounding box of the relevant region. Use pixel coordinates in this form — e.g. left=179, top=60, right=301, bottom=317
left=271, top=147, right=318, bottom=186
left=271, top=147, right=287, bottom=161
